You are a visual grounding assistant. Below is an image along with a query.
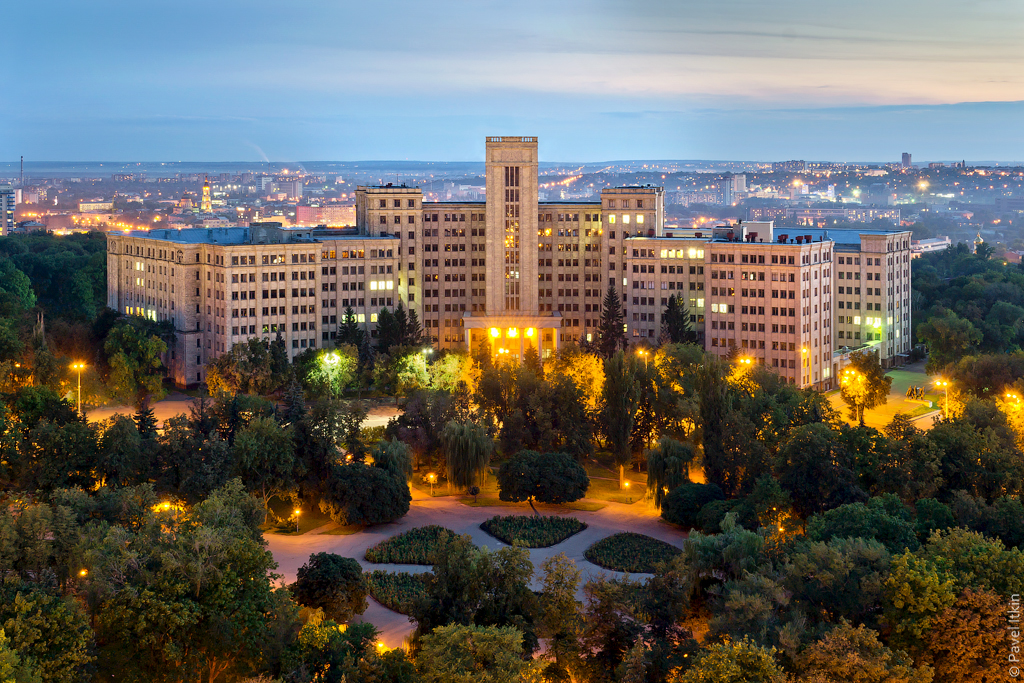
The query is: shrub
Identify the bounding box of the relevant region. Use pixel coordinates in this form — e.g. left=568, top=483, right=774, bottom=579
left=583, top=532, right=681, bottom=573
left=291, top=553, right=367, bottom=623
left=480, top=515, right=587, bottom=548
left=661, top=482, right=725, bottom=529
left=318, top=462, right=411, bottom=527
left=696, top=499, right=736, bottom=533
left=365, top=570, right=430, bottom=615
left=364, top=525, right=460, bottom=564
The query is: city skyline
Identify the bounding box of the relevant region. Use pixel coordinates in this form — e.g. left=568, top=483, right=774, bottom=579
left=7, top=0, right=1024, bottom=161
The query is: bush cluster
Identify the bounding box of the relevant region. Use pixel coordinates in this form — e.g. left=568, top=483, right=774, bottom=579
left=480, top=514, right=587, bottom=548
left=584, top=532, right=681, bottom=573
left=365, top=570, right=430, bottom=615
left=364, top=525, right=459, bottom=564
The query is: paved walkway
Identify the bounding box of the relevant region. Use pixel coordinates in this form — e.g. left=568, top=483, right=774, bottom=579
left=86, top=394, right=399, bottom=430
left=828, top=360, right=939, bottom=430
left=265, top=487, right=687, bottom=648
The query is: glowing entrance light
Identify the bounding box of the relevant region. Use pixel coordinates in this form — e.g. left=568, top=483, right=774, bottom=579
left=490, top=327, right=500, bottom=338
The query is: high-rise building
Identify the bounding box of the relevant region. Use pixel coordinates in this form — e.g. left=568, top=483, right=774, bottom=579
left=902, top=152, right=912, bottom=168
left=105, top=136, right=911, bottom=390
left=0, top=185, right=15, bottom=235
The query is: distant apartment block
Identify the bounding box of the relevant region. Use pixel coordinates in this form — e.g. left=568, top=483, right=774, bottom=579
left=0, top=185, right=14, bottom=235
left=787, top=207, right=900, bottom=226
left=79, top=200, right=114, bottom=213
left=296, top=205, right=356, bottom=226
left=105, top=136, right=912, bottom=390
left=911, top=236, right=952, bottom=259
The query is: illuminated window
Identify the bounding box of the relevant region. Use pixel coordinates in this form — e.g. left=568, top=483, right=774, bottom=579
left=636, top=215, right=644, bottom=224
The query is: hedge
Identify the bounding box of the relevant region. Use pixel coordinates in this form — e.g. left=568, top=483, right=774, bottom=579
left=480, top=515, right=587, bottom=548
left=365, top=570, right=429, bottom=615
left=364, top=525, right=459, bottom=564
left=584, top=532, right=681, bottom=573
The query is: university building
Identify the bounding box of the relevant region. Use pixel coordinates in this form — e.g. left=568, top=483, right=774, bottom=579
left=105, top=136, right=911, bottom=390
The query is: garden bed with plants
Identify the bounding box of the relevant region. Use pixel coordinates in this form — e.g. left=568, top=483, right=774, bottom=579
left=365, top=570, right=429, bottom=615
left=364, top=525, right=459, bottom=564
left=480, top=514, right=587, bottom=548
left=583, top=532, right=681, bottom=573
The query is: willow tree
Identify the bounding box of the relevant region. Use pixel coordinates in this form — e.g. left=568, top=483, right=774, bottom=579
left=646, top=437, right=695, bottom=508
left=600, top=351, right=641, bottom=489
left=440, top=421, right=493, bottom=492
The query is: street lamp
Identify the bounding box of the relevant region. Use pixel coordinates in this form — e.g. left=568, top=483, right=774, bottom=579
left=935, top=379, right=950, bottom=420
left=427, top=472, right=437, bottom=497
left=293, top=508, right=301, bottom=533
left=636, top=348, right=649, bottom=370
left=322, top=352, right=340, bottom=398
left=70, top=362, right=86, bottom=417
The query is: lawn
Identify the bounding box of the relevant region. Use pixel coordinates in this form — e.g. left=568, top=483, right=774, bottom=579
left=264, top=496, right=332, bottom=535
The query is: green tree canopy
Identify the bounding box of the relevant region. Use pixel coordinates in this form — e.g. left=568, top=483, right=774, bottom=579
left=496, top=450, right=590, bottom=514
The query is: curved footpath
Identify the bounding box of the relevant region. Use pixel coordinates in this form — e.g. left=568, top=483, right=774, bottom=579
left=266, top=486, right=688, bottom=647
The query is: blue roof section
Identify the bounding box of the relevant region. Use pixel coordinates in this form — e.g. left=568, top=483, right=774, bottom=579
left=797, top=228, right=906, bottom=246
left=129, top=227, right=252, bottom=244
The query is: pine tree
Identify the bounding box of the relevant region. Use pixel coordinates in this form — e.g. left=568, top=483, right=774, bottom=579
left=338, top=306, right=364, bottom=348
left=133, top=404, right=158, bottom=439
left=270, top=331, right=289, bottom=380
left=405, top=307, right=424, bottom=347
left=661, top=295, right=695, bottom=344
left=394, top=303, right=410, bottom=344
left=282, top=375, right=306, bottom=426
left=597, top=283, right=626, bottom=359
left=375, top=308, right=399, bottom=354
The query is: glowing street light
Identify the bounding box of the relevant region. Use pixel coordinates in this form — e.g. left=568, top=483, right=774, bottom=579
left=636, top=348, right=649, bottom=369
left=293, top=508, right=301, bottom=533
left=935, top=378, right=950, bottom=419
left=70, top=362, right=86, bottom=417
left=427, top=472, right=437, bottom=497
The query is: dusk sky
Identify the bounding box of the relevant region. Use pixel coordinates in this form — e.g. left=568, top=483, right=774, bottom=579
left=7, top=0, right=1024, bottom=162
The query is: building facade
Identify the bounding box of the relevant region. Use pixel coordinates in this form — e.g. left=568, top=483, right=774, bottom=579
left=0, top=185, right=16, bottom=235
left=105, top=136, right=911, bottom=390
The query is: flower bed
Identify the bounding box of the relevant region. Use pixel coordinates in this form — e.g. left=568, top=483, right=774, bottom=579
left=583, top=532, right=681, bottom=573
left=364, top=525, right=458, bottom=564
left=365, top=570, right=429, bottom=615
left=480, top=515, right=587, bottom=548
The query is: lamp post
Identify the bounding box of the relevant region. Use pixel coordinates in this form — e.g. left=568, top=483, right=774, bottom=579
left=322, top=352, right=340, bottom=398
left=427, top=472, right=437, bottom=497
left=70, top=362, right=86, bottom=417
left=935, top=379, right=949, bottom=420
left=636, top=348, right=649, bottom=370
left=293, top=508, right=301, bottom=533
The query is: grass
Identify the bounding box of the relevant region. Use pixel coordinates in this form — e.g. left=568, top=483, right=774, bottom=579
left=321, top=524, right=363, bottom=535
left=584, top=532, right=682, bottom=573
left=366, top=570, right=429, bottom=615
left=480, top=515, right=587, bottom=548
left=364, top=525, right=462, bottom=564
left=263, top=496, right=332, bottom=535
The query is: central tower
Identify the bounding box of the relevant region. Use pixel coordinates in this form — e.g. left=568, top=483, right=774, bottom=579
left=485, top=137, right=539, bottom=315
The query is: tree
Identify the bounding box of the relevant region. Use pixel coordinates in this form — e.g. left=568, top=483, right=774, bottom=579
left=777, top=423, right=866, bottom=518
left=297, top=346, right=358, bottom=399
left=807, top=498, right=920, bottom=554
left=417, top=624, right=533, bottom=683
left=840, top=350, right=893, bottom=425
left=661, top=295, right=695, bottom=344
left=548, top=346, right=605, bottom=411
left=646, top=437, right=695, bottom=508
left=339, top=400, right=368, bottom=461
left=0, top=582, right=93, bottom=683
left=601, top=351, right=641, bottom=489
left=596, top=284, right=626, bottom=358
left=676, top=638, right=786, bottom=683
left=231, top=416, right=295, bottom=511
left=96, top=414, right=146, bottom=487
left=917, top=310, right=983, bottom=373
left=103, top=321, right=168, bottom=409
left=291, top=553, right=367, bottom=623
left=440, top=421, right=493, bottom=491
left=372, top=438, right=413, bottom=480
left=375, top=307, right=400, bottom=354
left=133, top=403, right=158, bottom=439
left=0, top=627, right=41, bottom=683
left=538, top=554, right=583, bottom=679
left=794, top=621, right=932, bottom=683
left=337, top=306, right=365, bottom=348
left=883, top=552, right=957, bottom=655
left=661, top=482, right=725, bottom=529
left=496, top=450, right=590, bottom=514
left=206, top=338, right=283, bottom=396
left=318, top=463, right=411, bottom=526
left=927, top=588, right=1010, bottom=683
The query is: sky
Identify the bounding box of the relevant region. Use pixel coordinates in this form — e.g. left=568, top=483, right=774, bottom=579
left=6, top=0, right=1024, bottom=162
